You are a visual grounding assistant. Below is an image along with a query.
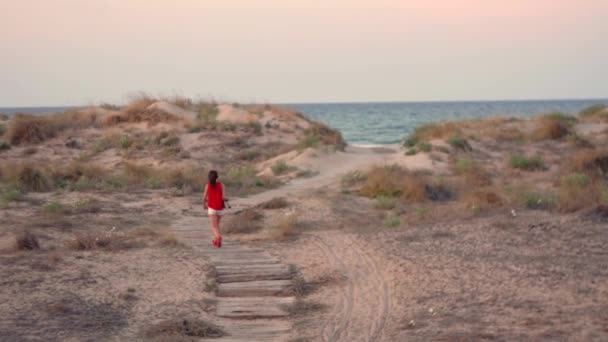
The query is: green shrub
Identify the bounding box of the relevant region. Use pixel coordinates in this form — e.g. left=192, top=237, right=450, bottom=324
left=296, top=169, right=318, bottom=178
left=271, top=160, right=292, bottom=175
left=0, top=123, right=5, bottom=136
left=43, top=200, right=67, bottom=214
left=383, top=214, right=401, bottom=228
left=510, top=154, right=545, bottom=171
left=561, top=173, right=591, bottom=187
left=298, top=134, right=320, bottom=149
left=0, top=140, right=10, bottom=151
left=236, top=149, right=261, bottom=161
left=579, top=104, right=607, bottom=117
left=245, top=122, right=262, bottom=135
left=405, top=148, right=418, bottom=156
left=523, top=191, right=556, bottom=210
left=447, top=135, right=472, bottom=151
left=91, top=138, right=112, bottom=153
left=340, top=170, right=367, bottom=188
left=1, top=187, right=21, bottom=205
left=19, top=165, right=51, bottom=192
left=375, top=195, right=396, bottom=210
left=73, top=176, right=97, bottom=191
left=454, top=158, right=472, bottom=173
left=119, top=135, right=133, bottom=149
left=418, top=142, right=432, bottom=153
left=402, top=136, right=418, bottom=148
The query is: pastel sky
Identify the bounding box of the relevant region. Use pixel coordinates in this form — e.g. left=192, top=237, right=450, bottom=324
left=1, top=0, right=607, bottom=106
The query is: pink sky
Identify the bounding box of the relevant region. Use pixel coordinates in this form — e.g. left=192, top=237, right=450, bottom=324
left=1, top=0, right=607, bottom=105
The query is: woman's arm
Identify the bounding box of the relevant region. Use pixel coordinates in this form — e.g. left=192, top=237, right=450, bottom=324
left=202, top=184, right=209, bottom=209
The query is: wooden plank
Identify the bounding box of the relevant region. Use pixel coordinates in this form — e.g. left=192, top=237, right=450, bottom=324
left=217, top=279, right=293, bottom=297
left=217, top=297, right=294, bottom=319
left=215, top=259, right=280, bottom=266
left=217, top=271, right=292, bottom=283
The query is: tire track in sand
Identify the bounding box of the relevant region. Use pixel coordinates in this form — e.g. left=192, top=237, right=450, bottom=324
left=308, top=232, right=390, bottom=342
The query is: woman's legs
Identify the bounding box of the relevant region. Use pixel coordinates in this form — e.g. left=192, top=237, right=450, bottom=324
left=209, top=215, right=220, bottom=240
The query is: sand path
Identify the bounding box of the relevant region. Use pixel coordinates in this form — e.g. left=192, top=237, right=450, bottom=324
left=173, top=145, right=401, bottom=341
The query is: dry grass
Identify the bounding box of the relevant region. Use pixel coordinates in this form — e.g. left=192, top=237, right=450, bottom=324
left=15, top=231, right=41, bottom=250
left=530, top=114, right=574, bottom=141
left=579, top=104, right=608, bottom=121
left=302, top=121, right=346, bottom=150
left=224, top=209, right=263, bottom=234
left=563, top=149, right=608, bottom=179
left=143, top=318, right=224, bottom=340
left=558, top=173, right=602, bottom=212
left=360, top=165, right=430, bottom=203
left=404, top=122, right=462, bottom=146
left=65, top=229, right=140, bottom=251
left=463, top=189, right=505, bottom=212
left=257, top=197, right=289, bottom=209
left=5, top=111, right=98, bottom=145
left=269, top=212, right=299, bottom=241
left=452, top=158, right=492, bottom=187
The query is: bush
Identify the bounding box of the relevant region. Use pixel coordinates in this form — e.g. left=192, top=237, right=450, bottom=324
left=565, top=149, right=608, bottom=178
left=5, top=115, right=53, bottom=145
left=258, top=197, right=288, bottom=209
left=269, top=212, right=299, bottom=240
left=0, top=123, right=5, bottom=136
left=18, top=164, right=52, bottom=192
left=405, top=148, right=418, bottom=156
left=224, top=209, right=263, bottom=234
left=143, top=318, right=224, bottom=339
left=531, top=114, right=573, bottom=140
left=452, top=158, right=493, bottom=188
left=236, top=149, right=261, bottom=161
left=15, top=231, right=40, bottom=250
left=298, top=134, right=321, bottom=149
left=374, top=195, right=396, bottom=210
left=43, top=200, right=67, bottom=214
left=360, top=165, right=429, bottom=203
left=407, top=122, right=461, bottom=142
left=510, top=154, right=545, bottom=171
left=119, top=135, right=133, bottom=149
left=271, top=160, right=292, bottom=175
left=558, top=173, right=600, bottom=212
left=1, top=187, right=22, bottom=204
left=302, top=122, right=346, bottom=150
left=522, top=191, right=556, bottom=210
left=418, top=142, right=432, bottom=153
left=341, top=170, right=367, bottom=188
left=402, top=136, right=418, bottom=148
left=447, top=135, right=472, bottom=151
left=383, top=214, right=401, bottom=228
left=579, top=104, right=606, bottom=117
left=0, top=139, right=10, bottom=151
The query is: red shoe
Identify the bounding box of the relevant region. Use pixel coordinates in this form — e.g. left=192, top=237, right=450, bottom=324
left=217, top=236, right=222, bottom=248
left=212, top=237, right=218, bottom=247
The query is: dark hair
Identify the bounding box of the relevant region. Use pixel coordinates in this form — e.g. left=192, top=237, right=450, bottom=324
left=208, top=170, right=218, bottom=187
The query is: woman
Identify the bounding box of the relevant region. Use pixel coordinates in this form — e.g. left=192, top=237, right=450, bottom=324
left=203, top=170, right=225, bottom=247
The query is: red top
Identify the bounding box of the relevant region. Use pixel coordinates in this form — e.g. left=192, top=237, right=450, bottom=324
left=207, top=182, right=224, bottom=210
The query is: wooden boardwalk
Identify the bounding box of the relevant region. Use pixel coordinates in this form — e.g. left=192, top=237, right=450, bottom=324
left=172, top=216, right=295, bottom=342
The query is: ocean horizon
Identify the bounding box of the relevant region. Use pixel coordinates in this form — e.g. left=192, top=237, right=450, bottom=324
left=2, top=98, right=607, bottom=145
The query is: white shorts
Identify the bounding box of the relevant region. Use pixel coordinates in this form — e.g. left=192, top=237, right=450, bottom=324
left=208, top=208, right=223, bottom=216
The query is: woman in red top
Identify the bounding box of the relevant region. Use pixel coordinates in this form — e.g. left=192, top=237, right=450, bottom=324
left=203, top=170, right=225, bottom=247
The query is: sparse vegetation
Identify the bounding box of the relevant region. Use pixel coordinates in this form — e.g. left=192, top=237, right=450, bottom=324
left=269, top=212, right=299, bottom=240
left=271, top=160, right=293, bottom=175
left=510, top=154, right=545, bottom=171
left=447, top=135, right=472, bottom=151
left=522, top=191, right=556, bottom=210
left=143, top=318, right=224, bottom=339
left=531, top=113, right=573, bottom=140
left=374, top=195, right=397, bottom=210
left=383, top=213, right=401, bottom=227
left=558, top=173, right=601, bottom=212
left=258, top=197, right=289, bottom=210
left=15, top=231, right=41, bottom=250
left=224, top=208, right=263, bottom=234
left=0, top=140, right=10, bottom=151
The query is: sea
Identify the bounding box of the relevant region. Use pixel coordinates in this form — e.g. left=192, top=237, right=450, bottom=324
left=2, top=99, right=606, bottom=145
